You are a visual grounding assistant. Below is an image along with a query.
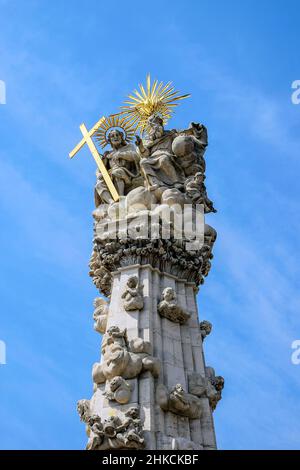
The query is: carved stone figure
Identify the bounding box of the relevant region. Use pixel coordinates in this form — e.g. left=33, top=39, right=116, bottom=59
left=93, top=297, right=109, bottom=334
left=187, top=369, right=224, bottom=412
left=156, top=383, right=203, bottom=419
left=206, top=367, right=225, bottom=411
left=85, top=407, right=145, bottom=450
left=94, top=129, right=141, bottom=204
left=136, top=115, right=185, bottom=192
left=185, top=173, right=216, bottom=213
left=89, top=250, right=112, bottom=297
left=158, top=287, right=191, bottom=324
left=199, top=320, right=212, bottom=340
left=103, top=376, right=133, bottom=404
left=121, top=276, right=144, bottom=311
left=92, top=326, right=160, bottom=384
left=136, top=117, right=209, bottom=196
left=77, top=399, right=90, bottom=424
left=172, top=122, right=208, bottom=177
left=86, top=415, right=104, bottom=450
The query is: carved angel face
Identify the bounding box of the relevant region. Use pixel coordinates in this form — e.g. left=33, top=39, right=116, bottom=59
left=127, top=276, right=138, bottom=288
left=174, top=383, right=184, bottom=394
left=110, top=376, right=122, bottom=391
left=125, top=406, right=139, bottom=419
left=163, top=287, right=175, bottom=301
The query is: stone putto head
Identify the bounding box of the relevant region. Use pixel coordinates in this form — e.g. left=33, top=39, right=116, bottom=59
left=162, top=287, right=176, bottom=302
left=127, top=275, right=139, bottom=288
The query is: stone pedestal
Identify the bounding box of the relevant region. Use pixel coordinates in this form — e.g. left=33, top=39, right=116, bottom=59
left=75, top=112, right=224, bottom=451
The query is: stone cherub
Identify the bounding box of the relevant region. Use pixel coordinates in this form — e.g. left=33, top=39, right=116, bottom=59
left=103, top=376, right=133, bottom=404
left=92, top=326, right=160, bottom=384
left=115, top=406, right=145, bottom=448
left=93, top=297, right=109, bottom=334
left=86, top=415, right=104, bottom=450
left=82, top=407, right=144, bottom=450
left=121, top=276, right=144, bottom=311
left=187, top=367, right=225, bottom=412
left=205, top=367, right=225, bottom=411
left=199, top=320, right=212, bottom=341
left=185, top=172, right=216, bottom=213
left=99, top=407, right=144, bottom=450
left=156, top=383, right=203, bottom=419
left=158, top=287, right=191, bottom=324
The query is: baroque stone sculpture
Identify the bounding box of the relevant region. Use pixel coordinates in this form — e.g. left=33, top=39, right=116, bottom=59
left=78, top=405, right=145, bottom=450
left=158, top=287, right=191, bottom=324
left=72, top=75, right=223, bottom=450
left=156, top=383, right=203, bottom=419
left=92, top=326, right=160, bottom=384
left=93, top=297, right=109, bottom=334
left=121, top=276, right=144, bottom=311
left=103, top=376, right=133, bottom=404
left=199, top=320, right=213, bottom=340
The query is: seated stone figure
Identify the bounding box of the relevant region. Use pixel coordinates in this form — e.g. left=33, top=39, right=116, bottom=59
left=92, top=326, right=160, bottom=384
left=121, top=276, right=144, bottom=311
left=136, top=115, right=186, bottom=192
left=156, top=383, right=203, bottom=419
left=158, top=287, right=191, bottom=324
left=94, top=129, right=141, bottom=206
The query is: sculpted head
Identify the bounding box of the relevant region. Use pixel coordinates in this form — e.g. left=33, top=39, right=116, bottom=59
left=147, top=114, right=164, bottom=140
left=127, top=275, right=138, bottom=289
left=109, top=376, right=123, bottom=392
left=174, top=383, right=184, bottom=395
left=125, top=406, right=139, bottom=419
left=107, top=325, right=121, bottom=336
left=200, top=320, right=212, bottom=335
left=162, top=287, right=175, bottom=302
left=195, top=172, right=205, bottom=184
left=87, top=414, right=102, bottom=428
left=108, top=129, right=126, bottom=149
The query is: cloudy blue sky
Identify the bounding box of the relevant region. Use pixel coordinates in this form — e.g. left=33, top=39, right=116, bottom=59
left=0, top=0, right=300, bottom=450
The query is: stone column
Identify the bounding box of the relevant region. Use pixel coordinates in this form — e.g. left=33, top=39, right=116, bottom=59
left=77, top=212, right=223, bottom=450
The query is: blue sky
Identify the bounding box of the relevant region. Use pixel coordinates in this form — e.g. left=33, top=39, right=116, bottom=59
left=0, top=0, right=300, bottom=450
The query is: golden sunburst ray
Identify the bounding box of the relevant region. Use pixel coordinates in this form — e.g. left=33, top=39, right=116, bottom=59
left=94, top=114, right=137, bottom=148
left=116, top=74, right=190, bottom=133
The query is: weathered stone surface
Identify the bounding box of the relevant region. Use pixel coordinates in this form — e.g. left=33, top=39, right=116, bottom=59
left=121, top=275, right=144, bottom=311
left=158, top=287, right=191, bottom=324
left=156, top=383, right=203, bottom=419
left=77, top=86, right=222, bottom=450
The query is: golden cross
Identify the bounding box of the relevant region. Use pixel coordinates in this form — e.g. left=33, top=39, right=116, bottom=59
left=69, top=116, right=119, bottom=202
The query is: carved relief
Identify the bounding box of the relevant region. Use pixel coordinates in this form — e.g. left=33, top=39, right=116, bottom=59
left=93, top=297, right=109, bottom=334
left=156, top=383, right=203, bottom=419
left=199, top=320, right=212, bottom=341
left=103, top=376, right=133, bottom=404
left=121, top=276, right=144, bottom=311
left=188, top=368, right=225, bottom=412
left=158, top=287, right=191, bottom=324
left=78, top=407, right=145, bottom=450
left=206, top=367, right=225, bottom=411
left=92, top=326, right=160, bottom=384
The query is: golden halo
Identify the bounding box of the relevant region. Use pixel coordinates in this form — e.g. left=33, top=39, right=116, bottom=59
left=116, top=74, right=190, bottom=133
left=94, top=115, right=136, bottom=148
